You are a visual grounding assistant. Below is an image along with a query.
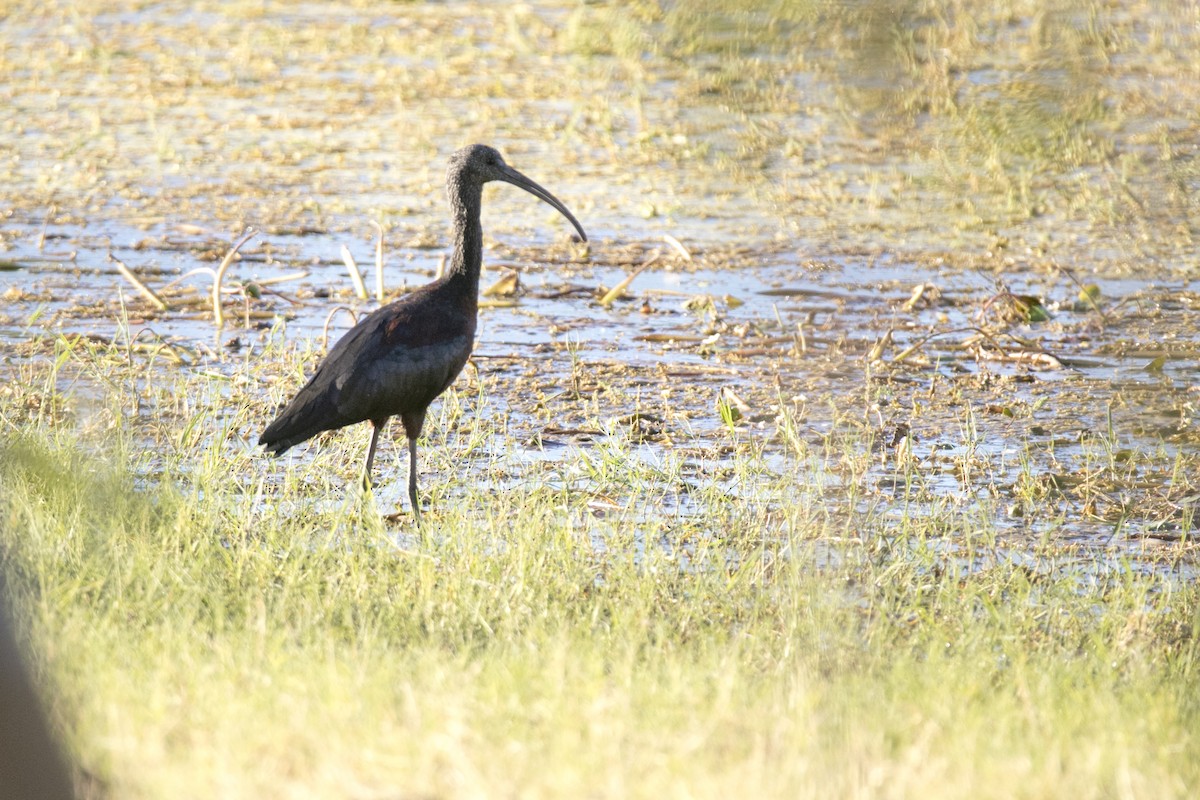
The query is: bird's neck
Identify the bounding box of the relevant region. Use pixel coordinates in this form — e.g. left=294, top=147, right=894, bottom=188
left=446, top=185, right=484, bottom=297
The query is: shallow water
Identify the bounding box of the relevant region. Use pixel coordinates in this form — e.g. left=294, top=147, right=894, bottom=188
left=3, top=1, right=1200, bottom=574
left=4, top=205, right=1199, bottom=571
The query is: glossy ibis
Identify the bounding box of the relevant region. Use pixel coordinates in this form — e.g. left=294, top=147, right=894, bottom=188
left=259, top=144, right=587, bottom=520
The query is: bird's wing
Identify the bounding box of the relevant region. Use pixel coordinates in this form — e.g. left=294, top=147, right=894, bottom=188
left=325, top=292, right=475, bottom=423
left=259, top=287, right=475, bottom=450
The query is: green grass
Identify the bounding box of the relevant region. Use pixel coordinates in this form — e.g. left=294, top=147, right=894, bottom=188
left=2, top=368, right=1199, bottom=798
left=4, top=1, right=1200, bottom=796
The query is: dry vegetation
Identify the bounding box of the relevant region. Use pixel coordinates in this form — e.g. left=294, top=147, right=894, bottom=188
left=3, top=1, right=1200, bottom=798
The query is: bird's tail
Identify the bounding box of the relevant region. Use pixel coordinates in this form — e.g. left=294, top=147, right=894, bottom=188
left=259, top=392, right=344, bottom=456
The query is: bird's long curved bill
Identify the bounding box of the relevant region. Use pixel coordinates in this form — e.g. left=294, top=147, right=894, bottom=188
left=500, top=166, right=588, bottom=242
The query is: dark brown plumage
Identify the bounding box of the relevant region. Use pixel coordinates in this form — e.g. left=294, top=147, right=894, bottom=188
left=260, top=144, right=587, bottom=520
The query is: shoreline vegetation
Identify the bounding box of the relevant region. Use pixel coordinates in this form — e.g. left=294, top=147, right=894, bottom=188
left=3, top=1, right=1200, bottom=797
left=4, top=427, right=1198, bottom=798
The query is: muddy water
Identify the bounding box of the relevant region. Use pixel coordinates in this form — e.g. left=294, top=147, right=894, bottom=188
left=3, top=2, right=1200, bottom=572
left=3, top=207, right=1200, bottom=574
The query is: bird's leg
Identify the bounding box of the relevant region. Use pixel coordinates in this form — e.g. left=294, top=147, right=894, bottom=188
left=362, top=419, right=385, bottom=492
left=407, top=436, right=421, bottom=523
left=400, top=410, right=427, bottom=522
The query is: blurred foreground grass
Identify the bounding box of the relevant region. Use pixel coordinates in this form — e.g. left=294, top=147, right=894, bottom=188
left=2, top=399, right=1199, bottom=797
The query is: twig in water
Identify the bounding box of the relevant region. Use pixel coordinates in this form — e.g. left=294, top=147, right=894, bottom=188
left=212, top=228, right=258, bottom=328
left=1051, top=259, right=1111, bottom=324
left=341, top=244, right=368, bottom=301
left=323, top=305, right=359, bottom=351
left=663, top=233, right=691, bottom=261
left=38, top=205, right=55, bottom=251
left=129, top=327, right=193, bottom=366
left=254, top=271, right=310, bottom=289
left=600, top=250, right=660, bottom=308
left=110, top=255, right=168, bottom=311
left=370, top=221, right=386, bottom=303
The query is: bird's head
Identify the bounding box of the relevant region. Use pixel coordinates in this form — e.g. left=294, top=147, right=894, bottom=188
left=447, top=144, right=587, bottom=242
left=448, top=143, right=509, bottom=182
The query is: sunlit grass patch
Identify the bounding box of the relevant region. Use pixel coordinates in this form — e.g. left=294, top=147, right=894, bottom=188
left=4, top=2, right=1200, bottom=794
left=3, top=374, right=1199, bottom=797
